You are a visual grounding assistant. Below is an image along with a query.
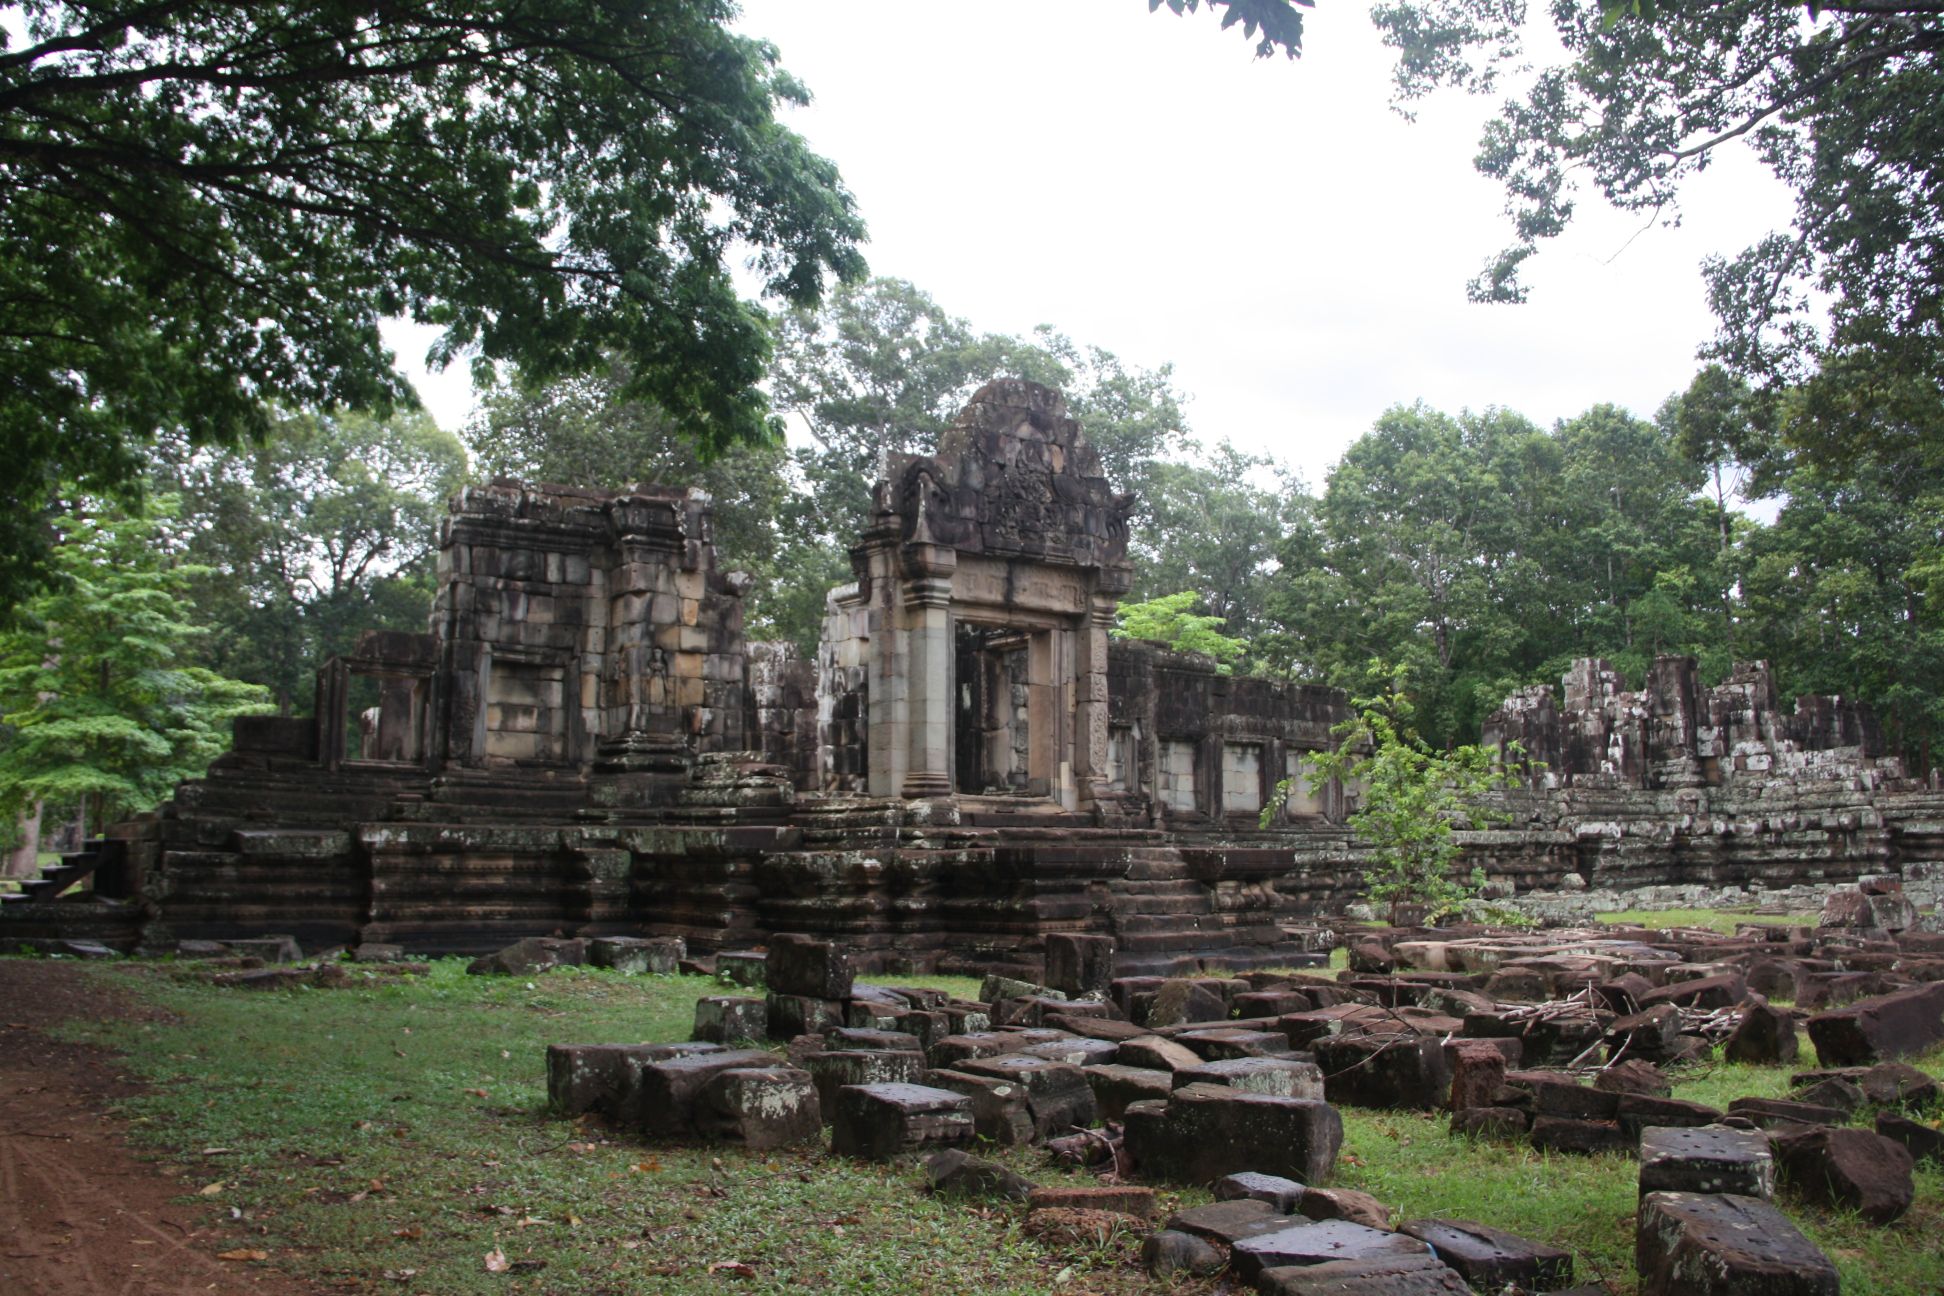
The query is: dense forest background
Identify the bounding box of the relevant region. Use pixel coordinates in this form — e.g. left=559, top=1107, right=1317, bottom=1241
left=130, top=274, right=1944, bottom=778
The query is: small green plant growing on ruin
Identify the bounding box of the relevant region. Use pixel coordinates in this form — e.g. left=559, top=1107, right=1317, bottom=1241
left=1111, top=591, right=1245, bottom=673
left=1262, top=663, right=1521, bottom=924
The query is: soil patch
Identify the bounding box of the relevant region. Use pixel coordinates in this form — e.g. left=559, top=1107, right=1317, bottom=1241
left=0, top=960, right=315, bottom=1295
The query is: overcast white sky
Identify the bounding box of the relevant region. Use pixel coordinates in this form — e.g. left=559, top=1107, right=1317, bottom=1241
left=387, top=1, right=1796, bottom=491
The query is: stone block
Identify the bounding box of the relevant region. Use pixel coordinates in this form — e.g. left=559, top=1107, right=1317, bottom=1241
left=1315, top=1035, right=1450, bottom=1110
left=1771, top=1125, right=1915, bottom=1223
left=805, top=1049, right=926, bottom=1121
left=1164, top=1197, right=1287, bottom=1244
left=1082, top=1063, right=1173, bottom=1120
left=1173, top=1026, right=1289, bottom=1060
left=922, top=1148, right=1036, bottom=1202
left=1297, top=1186, right=1393, bottom=1229
left=766, top=934, right=853, bottom=999
left=1142, top=1230, right=1226, bottom=1279
left=1255, top=1254, right=1471, bottom=1296
left=714, top=950, right=767, bottom=988
left=1636, top=1192, right=1838, bottom=1296
left=1806, top=982, right=1944, bottom=1065
left=1445, top=1039, right=1507, bottom=1112
left=545, top=1041, right=720, bottom=1118
left=1115, top=1034, right=1204, bottom=1072
left=1596, top=1059, right=1673, bottom=1097
left=1214, top=1171, right=1305, bottom=1212
left=1450, top=1106, right=1528, bottom=1140
left=692, top=994, right=768, bottom=1044
left=1529, top=1115, right=1629, bottom=1156
left=637, top=1048, right=779, bottom=1138
left=927, top=1031, right=1032, bottom=1069
left=1639, top=1126, right=1774, bottom=1199
left=1143, top=978, right=1228, bottom=1027
left=766, top=993, right=843, bottom=1039
left=1725, top=1096, right=1846, bottom=1128
left=1175, top=1056, right=1324, bottom=1100
left=924, top=1068, right=1036, bottom=1145
left=1638, top=973, right=1747, bottom=1011
left=1021, top=1036, right=1119, bottom=1068
left=1874, top=1111, right=1944, bottom=1164
left=467, top=936, right=586, bottom=976
left=1617, top=1094, right=1725, bottom=1139
left=1123, top=1082, right=1342, bottom=1185
left=1722, top=1001, right=1798, bottom=1065
left=956, top=1055, right=1097, bottom=1139
left=829, top=1083, right=974, bottom=1160
left=1398, top=1218, right=1573, bottom=1292
left=1044, top=933, right=1115, bottom=997
left=1791, top=1076, right=1865, bottom=1115
left=588, top=935, right=683, bottom=975
left=825, top=1026, right=922, bottom=1052
left=1510, top=1071, right=1620, bottom=1120
left=1230, top=1218, right=1432, bottom=1284
left=693, top=1066, right=820, bottom=1150
left=1607, top=1004, right=1685, bottom=1061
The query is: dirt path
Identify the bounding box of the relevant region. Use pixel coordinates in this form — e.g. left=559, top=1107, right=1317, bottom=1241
left=0, top=961, right=315, bottom=1296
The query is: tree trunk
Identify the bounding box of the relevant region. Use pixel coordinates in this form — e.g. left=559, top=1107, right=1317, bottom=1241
left=4, top=802, right=42, bottom=879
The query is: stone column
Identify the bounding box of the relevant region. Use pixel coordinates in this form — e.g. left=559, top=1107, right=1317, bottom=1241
left=1074, top=596, right=1117, bottom=808
left=900, top=548, right=956, bottom=799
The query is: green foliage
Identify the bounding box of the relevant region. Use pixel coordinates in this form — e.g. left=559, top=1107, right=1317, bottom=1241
left=1369, top=2, right=1944, bottom=472
left=0, top=0, right=866, bottom=610
left=1266, top=400, right=1727, bottom=748
left=154, top=408, right=469, bottom=714
left=1112, top=592, right=1247, bottom=670
left=1290, top=666, right=1514, bottom=921
left=1151, top=0, right=1314, bottom=58
left=0, top=499, right=271, bottom=828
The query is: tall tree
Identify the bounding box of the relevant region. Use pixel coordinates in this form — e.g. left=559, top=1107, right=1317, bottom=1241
left=0, top=0, right=867, bottom=609
left=0, top=497, right=270, bottom=862
left=156, top=408, right=469, bottom=713
left=1370, top=2, right=1944, bottom=468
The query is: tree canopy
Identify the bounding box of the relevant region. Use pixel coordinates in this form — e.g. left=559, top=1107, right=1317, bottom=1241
left=1371, top=1, right=1944, bottom=468
left=0, top=0, right=867, bottom=608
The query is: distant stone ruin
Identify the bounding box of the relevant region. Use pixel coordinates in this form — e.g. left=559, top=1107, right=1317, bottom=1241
left=4, top=379, right=1939, bottom=967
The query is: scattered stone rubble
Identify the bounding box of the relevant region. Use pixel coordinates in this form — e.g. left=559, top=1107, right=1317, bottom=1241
left=538, top=926, right=1943, bottom=1294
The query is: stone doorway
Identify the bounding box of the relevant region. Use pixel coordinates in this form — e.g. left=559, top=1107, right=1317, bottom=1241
left=954, top=622, right=1045, bottom=796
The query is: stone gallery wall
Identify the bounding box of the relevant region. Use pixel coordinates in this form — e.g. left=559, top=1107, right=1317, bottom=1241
left=8, top=384, right=1943, bottom=966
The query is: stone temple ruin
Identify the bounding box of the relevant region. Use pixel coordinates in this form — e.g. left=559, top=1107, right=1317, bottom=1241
left=5, top=379, right=1943, bottom=969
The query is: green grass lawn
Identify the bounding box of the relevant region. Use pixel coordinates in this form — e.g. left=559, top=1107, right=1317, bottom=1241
left=40, top=958, right=1944, bottom=1296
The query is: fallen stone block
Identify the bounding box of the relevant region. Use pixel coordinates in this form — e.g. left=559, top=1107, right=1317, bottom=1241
left=1398, top=1218, right=1573, bottom=1292
left=1314, top=1034, right=1450, bottom=1110
left=1175, top=1056, right=1324, bottom=1100
left=1214, top=1171, right=1305, bottom=1212
left=924, top=1068, right=1036, bottom=1145
left=1450, top=1106, right=1529, bottom=1140
left=1020, top=1036, right=1119, bottom=1068
left=637, top=1048, right=780, bottom=1138
left=1297, top=1186, right=1392, bottom=1229
left=1123, top=1082, right=1343, bottom=1184
left=1857, top=1060, right=1941, bottom=1108
left=1164, top=1197, right=1289, bottom=1245
left=1143, top=978, right=1230, bottom=1027
left=1771, top=1125, right=1915, bottom=1224
left=467, top=936, right=585, bottom=976
left=1637, top=1191, right=1838, bottom=1296
left=825, top=1025, right=922, bottom=1052
left=1509, top=1071, right=1620, bottom=1121
left=1724, top=1096, right=1845, bottom=1128
left=692, top=994, right=768, bottom=1044
left=1230, top=1218, right=1432, bottom=1284
left=1805, top=981, right=1944, bottom=1065
left=1027, top=1184, right=1155, bottom=1220
left=1115, top=1034, right=1204, bottom=1072
left=765, top=992, right=843, bottom=1039
left=714, top=950, right=767, bottom=988
left=766, top=934, right=853, bottom=1000
left=1616, top=1094, right=1725, bottom=1140
left=1595, top=1059, right=1673, bottom=1097
left=922, top=1148, right=1036, bottom=1202
left=1142, top=1229, right=1226, bottom=1278
left=1608, top=1004, right=1685, bottom=1061
left=1874, top=1111, right=1944, bottom=1165
left=1445, top=1039, right=1507, bottom=1112
left=1172, top=1026, right=1288, bottom=1061
left=1638, top=973, right=1747, bottom=1011
left=1082, top=1063, right=1173, bottom=1120
left=805, top=1049, right=926, bottom=1121
left=1638, top=1126, right=1774, bottom=1199
left=1530, top=1115, right=1629, bottom=1156
left=955, top=1055, right=1097, bottom=1140
left=1790, top=1076, right=1865, bottom=1115
left=545, top=1041, right=721, bottom=1118
left=588, top=935, right=683, bottom=975
left=1722, top=1000, right=1799, bottom=1065
left=1045, top=933, right=1115, bottom=997
left=1255, top=1254, right=1470, bottom=1296
left=829, top=1082, right=974, bottom=1160
left=926, top=1031, right=1033, bottom=1069
left=693, top=1066, right=820, bottom=1150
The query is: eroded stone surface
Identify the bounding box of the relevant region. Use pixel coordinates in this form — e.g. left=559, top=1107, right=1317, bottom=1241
left=1636, top=1192, right=1838, bottom=1296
